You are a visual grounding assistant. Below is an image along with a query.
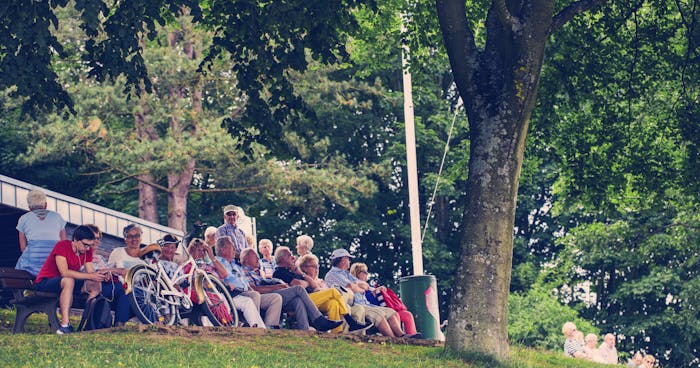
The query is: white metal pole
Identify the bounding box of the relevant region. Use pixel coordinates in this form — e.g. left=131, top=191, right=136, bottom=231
left=401, top=20, right=423, bottom=275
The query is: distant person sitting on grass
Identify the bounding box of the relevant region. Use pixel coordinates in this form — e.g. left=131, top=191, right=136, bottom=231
left=597, top=333, right=618, bottom=365
left=34, top=225, right=109, bottom=334
left=583, top=333, right=605, bottom=363
left=627, top=352, right=644, bottom=367
left=641, top=354, right=656, bottom=368
left=562, top=322, right=587, bottom=359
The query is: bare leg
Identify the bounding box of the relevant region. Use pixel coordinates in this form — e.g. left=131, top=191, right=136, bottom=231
left=388, top=313, right=405, bottom=336
left=376, top=319, right=395, bottom=337
left=59, top=277, right=75, bottom=325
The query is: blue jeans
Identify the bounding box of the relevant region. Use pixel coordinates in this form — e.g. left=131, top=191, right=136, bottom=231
left=35, top=277, right=85, bottom=294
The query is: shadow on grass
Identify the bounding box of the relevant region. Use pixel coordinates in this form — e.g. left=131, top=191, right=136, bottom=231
left=440, top=348, right=512, bottom=368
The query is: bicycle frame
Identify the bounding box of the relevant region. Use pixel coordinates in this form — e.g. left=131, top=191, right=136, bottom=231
left=125, top=223, right=237, bottom=326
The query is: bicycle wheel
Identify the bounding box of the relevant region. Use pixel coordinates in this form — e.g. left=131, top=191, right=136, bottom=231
left=194, top=274, right=238, bottom=327
left=126, top=265, right=177, bottom=325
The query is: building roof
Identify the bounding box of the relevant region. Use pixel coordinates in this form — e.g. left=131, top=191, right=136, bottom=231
left=0, top=174, right=183, bottom=244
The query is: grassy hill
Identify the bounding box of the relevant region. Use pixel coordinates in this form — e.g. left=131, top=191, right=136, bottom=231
left=0, top=309, right=611, bottom=368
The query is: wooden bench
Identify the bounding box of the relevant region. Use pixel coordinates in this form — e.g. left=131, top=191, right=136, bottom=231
left=0, top=267, right=62, bottom=333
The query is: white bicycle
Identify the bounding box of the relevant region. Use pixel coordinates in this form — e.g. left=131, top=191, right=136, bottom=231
left=124, top=229, right=238, bottom=327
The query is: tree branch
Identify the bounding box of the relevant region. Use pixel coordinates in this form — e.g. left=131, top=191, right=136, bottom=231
left=112, top=167, right=171, bottom=192
left=550, top=0, right=608, bottom=34
left=495, top=0, right=521, bottom=30
left=436, top=0, right=480, bottom=100
left=190, top=184, right=273, bottom=193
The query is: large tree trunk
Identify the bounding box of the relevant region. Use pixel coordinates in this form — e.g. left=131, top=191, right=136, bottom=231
left=164, top=23, right=201, bottom=232
left=135, top=108, right=159, bottom=223
left=437, top=0, right=554, bottom=359
left=167, top=160, right=195, bottom=232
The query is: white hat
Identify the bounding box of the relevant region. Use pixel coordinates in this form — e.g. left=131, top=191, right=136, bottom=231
left=223, top=204, right=239, bottom=215
left=330, top=248, right=354, bottom=260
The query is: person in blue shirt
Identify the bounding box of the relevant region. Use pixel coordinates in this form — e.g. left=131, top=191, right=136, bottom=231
left=215, top=236, right=281, bottom=328
left=215, top=205, right=248, bottom=254
left=325, top=248, right=420, bottom=338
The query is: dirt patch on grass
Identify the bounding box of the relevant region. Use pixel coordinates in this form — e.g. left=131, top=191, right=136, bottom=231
left=1, top=308, right=443, bottom=348
left=98, top=324, right=444, bottom=347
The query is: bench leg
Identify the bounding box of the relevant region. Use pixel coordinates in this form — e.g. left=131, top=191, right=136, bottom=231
left=13, top=299, right=60, bottom=333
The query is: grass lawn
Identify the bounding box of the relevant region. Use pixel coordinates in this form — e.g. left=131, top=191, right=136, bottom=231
left=0, top=308, right=610, bottom=367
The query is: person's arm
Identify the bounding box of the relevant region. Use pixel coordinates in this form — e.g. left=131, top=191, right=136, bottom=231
left=249, top=282, right=289, bottom=293
left=18, top=232, right=27, bottom=252
left=289, top=278, right=309, bottom=288
left=59, top=228, right=66, bottom=241
left=301, top=274, right=320, bottom=290
left=216, top=258, right=231, bottom=279
left=356, top=280, right=370, bottom=291
left=346, top=282, right=365, bottom=293
left=84, top=262, right=97, bottom=274
left=203, top=246, right=228, bottom=278
left=55, top=255, right=106, bottom=282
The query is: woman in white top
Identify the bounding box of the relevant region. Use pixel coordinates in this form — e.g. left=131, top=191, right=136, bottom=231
left=107, top=224, right=146, bottom=280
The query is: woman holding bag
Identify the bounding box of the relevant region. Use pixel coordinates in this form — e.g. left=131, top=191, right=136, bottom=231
left=350, top=262, right=418, bottom=336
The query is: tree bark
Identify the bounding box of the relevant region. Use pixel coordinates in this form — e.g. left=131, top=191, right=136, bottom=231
left=438, top=0, right=555, bottom=359
left=135, top=108, right=159, bottom=223
left=164, top=22, right=201, bottom=232
left=167, top=160, right=195, bottom=232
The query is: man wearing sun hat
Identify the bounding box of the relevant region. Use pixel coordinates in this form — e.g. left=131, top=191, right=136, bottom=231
left=157, top=234, right=180, bottom=277
left=215, top=204, right=248, bottom=254
left=324, top=248, right=420, bottom=339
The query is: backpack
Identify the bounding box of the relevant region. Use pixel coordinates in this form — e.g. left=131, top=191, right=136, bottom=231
left=78, top=295, right=113, bottom=331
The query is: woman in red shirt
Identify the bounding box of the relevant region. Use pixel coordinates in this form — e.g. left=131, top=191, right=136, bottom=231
left=34, top=225, right=109, bottom=334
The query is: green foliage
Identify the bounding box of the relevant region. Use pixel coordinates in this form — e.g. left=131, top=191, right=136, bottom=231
left=508, top=287, right=598, bottom=351
left=0, top=0, right=73, bottom=113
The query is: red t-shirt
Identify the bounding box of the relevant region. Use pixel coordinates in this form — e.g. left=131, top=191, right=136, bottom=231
left=35, top=240, right=93, bottom=283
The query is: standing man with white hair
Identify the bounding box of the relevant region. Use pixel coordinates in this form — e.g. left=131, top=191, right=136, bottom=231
left=15, top=189, right=67, bottom=276
left=216, top=205, right=248, bottom=254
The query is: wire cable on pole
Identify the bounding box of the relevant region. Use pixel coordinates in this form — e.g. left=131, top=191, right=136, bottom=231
left=421, top=102, right=463, bottom=242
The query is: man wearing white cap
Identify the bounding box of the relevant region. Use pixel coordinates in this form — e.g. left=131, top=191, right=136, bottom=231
left=324, top=248, right=420, bottom=338
left=216, top=205, right=248, bottom=254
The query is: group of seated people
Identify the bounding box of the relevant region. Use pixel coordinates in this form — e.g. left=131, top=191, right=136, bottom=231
left=562, top=322, right=656, bottom=367
left=16, top=197, right=420, bottom=338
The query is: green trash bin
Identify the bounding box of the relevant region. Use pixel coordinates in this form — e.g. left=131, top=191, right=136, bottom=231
left=399, top=274, right=444, bottom=341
